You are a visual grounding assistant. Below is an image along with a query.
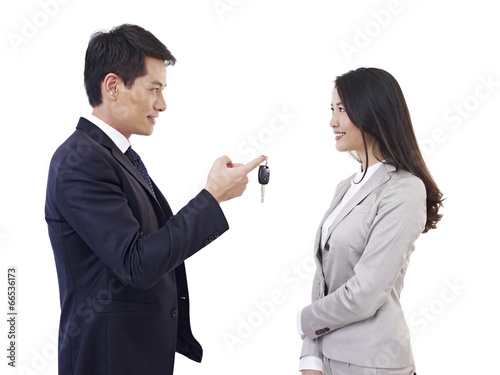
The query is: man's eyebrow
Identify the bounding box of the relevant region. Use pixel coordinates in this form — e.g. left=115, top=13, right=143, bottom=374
left=151, top=80, right=167, bottom=88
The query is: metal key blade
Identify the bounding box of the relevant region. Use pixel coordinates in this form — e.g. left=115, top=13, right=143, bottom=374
left=261, top=184, right=265, bottom=203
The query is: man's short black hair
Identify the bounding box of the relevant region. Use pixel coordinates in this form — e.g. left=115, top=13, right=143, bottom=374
left=84, top=24, right=176, bottom=107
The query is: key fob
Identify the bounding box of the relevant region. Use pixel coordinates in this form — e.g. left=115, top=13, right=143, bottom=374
left=258, top=165, right=270, bottom=185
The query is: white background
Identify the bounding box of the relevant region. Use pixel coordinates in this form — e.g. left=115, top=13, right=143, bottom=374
left=1, top=0, right=499, bottom=374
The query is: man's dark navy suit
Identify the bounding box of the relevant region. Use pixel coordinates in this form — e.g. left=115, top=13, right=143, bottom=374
left=45, top=117, right=229, bottom=375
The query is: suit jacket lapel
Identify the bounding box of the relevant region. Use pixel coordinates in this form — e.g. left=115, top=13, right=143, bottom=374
left=76, top=117, right=162, bottom=206
left=323, top=163, right=396, bottom=250
left=314, top=178, right=351, bottom=258
left=151, top=180, right=173, bottom=219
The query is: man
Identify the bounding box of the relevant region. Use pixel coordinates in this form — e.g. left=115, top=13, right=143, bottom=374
left=45, top=24, right=265, bottom=375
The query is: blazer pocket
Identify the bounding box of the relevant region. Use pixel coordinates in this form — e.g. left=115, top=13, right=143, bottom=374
left=92, top=299, right=153, bottom=313
left=348, top=204, right=372, bottom=215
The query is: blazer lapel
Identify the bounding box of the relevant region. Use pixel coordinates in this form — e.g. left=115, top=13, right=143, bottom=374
left=111, top=147, right=157, bottom=199
left=76, top=117, right=161, bottom=205
left=324, top=163, right=396, bottom=245
left=314, top=178, right=352, bottom=258
left=151, top=180, right=173, bottom=219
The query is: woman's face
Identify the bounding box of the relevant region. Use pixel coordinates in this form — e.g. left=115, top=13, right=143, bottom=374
left=330, top=88, right=373, bottom=157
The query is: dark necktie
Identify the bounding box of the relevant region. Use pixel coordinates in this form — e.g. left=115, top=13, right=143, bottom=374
left=124, top=146, right=156, bottom=198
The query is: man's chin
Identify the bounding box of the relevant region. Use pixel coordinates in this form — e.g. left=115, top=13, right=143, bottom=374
left=135, top=127, right=155, bottom=137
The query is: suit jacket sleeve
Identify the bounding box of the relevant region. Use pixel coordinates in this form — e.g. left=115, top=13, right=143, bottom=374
left=51, top=146, right=229, bottom=290
left=300, top=174, right=426, bottom=339
left=299, top=263, right=323, bottom=359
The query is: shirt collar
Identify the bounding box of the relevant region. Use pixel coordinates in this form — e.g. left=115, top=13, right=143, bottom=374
left=84, top=114, right=130, bottom=153
left=352, top=161, right=384, bottom=186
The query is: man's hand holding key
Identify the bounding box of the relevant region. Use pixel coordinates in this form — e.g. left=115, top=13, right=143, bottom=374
left=205, top=155, right=267, bottom=203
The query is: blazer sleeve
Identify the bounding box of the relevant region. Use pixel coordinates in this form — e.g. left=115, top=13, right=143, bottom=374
left=300, top=174, right=426, bottom=339
left=299, top=265, right=324, bottom=359
left=49, top=147, right=229, bottom=290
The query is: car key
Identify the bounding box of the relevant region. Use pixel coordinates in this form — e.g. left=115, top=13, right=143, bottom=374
left=258, top=162, right=270, bottom=203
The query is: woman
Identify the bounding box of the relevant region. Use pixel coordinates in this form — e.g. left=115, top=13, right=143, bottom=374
left=298, top=68, right=443, bottom=375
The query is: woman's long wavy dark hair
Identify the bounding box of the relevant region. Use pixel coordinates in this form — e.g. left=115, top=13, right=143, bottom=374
left=335, top=67, right=443, bottom=233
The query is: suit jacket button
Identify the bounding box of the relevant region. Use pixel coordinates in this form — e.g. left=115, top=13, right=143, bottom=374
left=214, top=232, right=220, bottom=238
left=171, top=308, right=178, bottom=318
left=204, top=239, right=210, bottom=246
left=324, top=244, right=330, bottom=251
left=315, top=327, right=330, bottom=335
left=209, top=235, right=214, bottom=242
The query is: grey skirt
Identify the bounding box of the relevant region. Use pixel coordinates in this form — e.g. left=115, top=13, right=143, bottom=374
left=323, top=357, right=416, bottom=375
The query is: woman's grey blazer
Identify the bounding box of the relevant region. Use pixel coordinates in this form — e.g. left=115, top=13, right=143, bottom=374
left=300, top=163, right=426, bottom=368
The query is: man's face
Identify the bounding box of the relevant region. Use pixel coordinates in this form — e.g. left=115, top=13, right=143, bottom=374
left=112, top=56, right=167, bottom=139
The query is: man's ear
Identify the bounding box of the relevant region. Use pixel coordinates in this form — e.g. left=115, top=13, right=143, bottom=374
left=101, top=73, right=120, bottom=101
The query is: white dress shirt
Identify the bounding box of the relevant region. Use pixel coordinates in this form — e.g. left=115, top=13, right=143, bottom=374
left=298, top=161, right=384, bottom=372
left=84, top=114, right=130, bottom=153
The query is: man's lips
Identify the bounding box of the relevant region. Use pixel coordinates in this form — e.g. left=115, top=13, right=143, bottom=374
left=148, top=116, right=157, bottom=125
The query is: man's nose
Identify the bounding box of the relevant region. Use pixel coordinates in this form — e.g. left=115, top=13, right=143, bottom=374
left=155, top=93, right=167, bottom=112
